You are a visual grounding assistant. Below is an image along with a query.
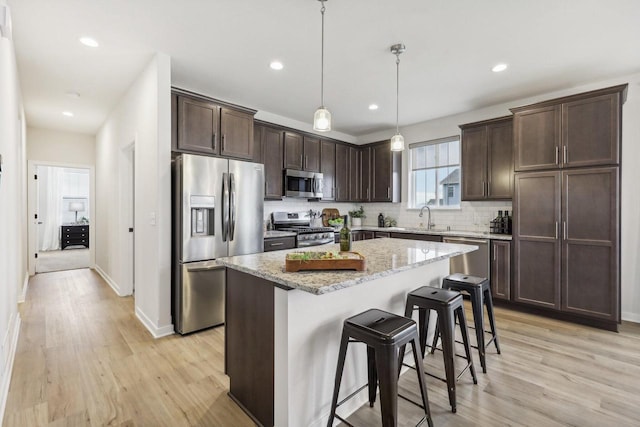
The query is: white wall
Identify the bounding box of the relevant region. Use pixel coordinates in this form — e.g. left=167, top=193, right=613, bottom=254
left=27, top=126, right=95, bottom=165
left=0, top=1, right=27, bottom=420
left=359, top=73, right=640, bottom=322
left=95, top=52, right=173, bottom=337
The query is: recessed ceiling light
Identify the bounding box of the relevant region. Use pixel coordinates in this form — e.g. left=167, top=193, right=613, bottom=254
left=62, top=111, right=74, bottom=117
left=270, top=61, right=284, bottom=70
left=368, top=104, right=379, bottom=110
left=79, top=37, right=99, bottom=48
left=492, top=63, right=508, bottom=72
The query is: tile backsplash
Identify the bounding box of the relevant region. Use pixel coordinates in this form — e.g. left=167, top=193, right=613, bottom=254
left=264, top=199, right=512, bottom=233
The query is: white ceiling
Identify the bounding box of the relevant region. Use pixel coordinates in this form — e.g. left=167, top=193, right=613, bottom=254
left=9, top=0, right=640, bottom=137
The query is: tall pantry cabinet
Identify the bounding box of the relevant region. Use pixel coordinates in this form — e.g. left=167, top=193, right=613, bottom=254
left=511, top=84, right=626, bottom=329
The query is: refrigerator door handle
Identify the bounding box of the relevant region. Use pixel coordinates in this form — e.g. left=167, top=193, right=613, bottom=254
left=222, top=172, right=229, bottom=241
left=229, top=173, right=236, bottom=241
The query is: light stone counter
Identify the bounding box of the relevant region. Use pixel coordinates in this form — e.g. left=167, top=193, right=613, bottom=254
left=218, top=237, right=477, bottom=295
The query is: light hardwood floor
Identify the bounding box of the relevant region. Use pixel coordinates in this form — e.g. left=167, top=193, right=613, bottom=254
left=2, top=269, right=253, bottom=427
left=4, top=268, right=640, bottom=426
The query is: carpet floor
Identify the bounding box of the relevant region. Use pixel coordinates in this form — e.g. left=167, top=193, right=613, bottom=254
left=36, top=248, right=90, bottom=273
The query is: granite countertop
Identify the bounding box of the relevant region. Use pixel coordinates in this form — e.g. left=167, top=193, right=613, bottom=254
left=218, top=238, right=477, bottom=295
left=264, top=230, right=297, bottom=238
left=351, top=226, right=512, bottom=241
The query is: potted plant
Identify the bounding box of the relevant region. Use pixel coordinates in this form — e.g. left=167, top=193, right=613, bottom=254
left=348, top=206, right=366, bottom=227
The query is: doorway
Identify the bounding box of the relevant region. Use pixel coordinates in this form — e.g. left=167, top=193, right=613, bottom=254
left=28, top=162, right=94, bottom=274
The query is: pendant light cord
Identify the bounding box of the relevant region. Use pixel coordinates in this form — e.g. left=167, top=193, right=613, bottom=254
left=395, top=53, right=400, bottom=134
left=320, top=0, right=326, bottom=108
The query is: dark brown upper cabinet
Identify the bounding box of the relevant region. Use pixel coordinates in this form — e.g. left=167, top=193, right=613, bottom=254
left=283, top=131, right=304, bottom=170
left=335, top=144, right=349, bottom=202
left=220, top=107, right=254, bottom=160
left=303, top=136, right=321, bottom=172
left=177, top=95, right=220, bottom=155
left=358, top=147, right=371, bottom=202
left=283, top=133, right=321, bottom=172
left=348, top=147, right=359, bottom=201
left=256, top=124, right=284, bottom=199
left=173, top=90, right=256, bottom=160
left=512, top=84, right=626, bottom=172
left=460, top=116, right=513, bottom=200
left=370, top=141, right=401, bottom=202
left=320, top=140, right=336, bottom=200
left=346, top=146, right=371, bottom=202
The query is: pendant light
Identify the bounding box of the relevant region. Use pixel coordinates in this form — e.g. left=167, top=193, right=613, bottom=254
left=313, top=0, right=331, bottom=132
left=390, top=43, right=406, bottom=151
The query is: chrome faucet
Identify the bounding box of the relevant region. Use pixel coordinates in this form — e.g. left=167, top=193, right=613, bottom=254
left=419, top=205, right=434, bottom=230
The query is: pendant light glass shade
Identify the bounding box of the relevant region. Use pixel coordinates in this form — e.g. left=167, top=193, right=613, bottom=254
left=390, top=133, right=405, bottom=151
left=313, top=0, right=331, bottom=131
left=313, top=107, right=331, bottom=131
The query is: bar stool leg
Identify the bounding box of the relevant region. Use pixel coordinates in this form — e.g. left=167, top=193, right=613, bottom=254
left=484, top=288, right=501, bottom=354
left=375, top=345, right=399, bottom=427
left=367, top=345, right=378, bottom=407
left=418, top=308, right=430, bottom=358
left=429, top=316, right=439, bottom=355
left=327, top=330, right=349, bottom=427
left=439, top=308, right=458, bottom=413
left=456, top=307, right=478, bottom=384
left=410, top=336, right=434, bottom=427
left=470, top=290, right=487, bottom=373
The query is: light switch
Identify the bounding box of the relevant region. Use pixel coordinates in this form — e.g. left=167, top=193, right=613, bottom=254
left=150, top=212, right=156, bottom=226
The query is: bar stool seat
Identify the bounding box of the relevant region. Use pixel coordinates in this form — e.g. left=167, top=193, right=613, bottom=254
left=327, top=308, right=434, bottom=427
left=433, top=273, right=501, bottom=374
left=403, top=286, right=477, bottom=413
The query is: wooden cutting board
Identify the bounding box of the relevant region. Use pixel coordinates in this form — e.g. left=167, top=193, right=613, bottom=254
left=321, top=208, right=341, bottom=226
left=285, top=251, right=366, bottom=272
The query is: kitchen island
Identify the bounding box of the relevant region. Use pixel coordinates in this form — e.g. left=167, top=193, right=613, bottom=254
left=218, top=238, right=477, bottom=427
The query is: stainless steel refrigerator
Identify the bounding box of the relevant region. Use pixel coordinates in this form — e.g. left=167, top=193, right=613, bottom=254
left=173, top=154, right=264, bottom=334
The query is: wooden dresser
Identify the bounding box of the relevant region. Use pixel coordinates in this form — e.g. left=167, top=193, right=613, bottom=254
left=61, top=224, right=90, bottom=250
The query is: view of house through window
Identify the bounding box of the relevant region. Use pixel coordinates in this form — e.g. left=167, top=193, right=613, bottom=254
left=409, top=136, right=460, bottom=208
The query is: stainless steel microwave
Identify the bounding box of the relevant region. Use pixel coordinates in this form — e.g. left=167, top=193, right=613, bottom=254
left=284, top=169, right=323, bottom=199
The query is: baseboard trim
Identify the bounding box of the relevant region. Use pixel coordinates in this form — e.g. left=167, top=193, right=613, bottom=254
left=17, top=272, right=29, bottom=303
left=135, top=306, right=174, bottom=339
left=622, top=311, right=640, bottom=324
left=0, top=313, right=21, bottom=424
left=94, top=265, right=124, bottom=297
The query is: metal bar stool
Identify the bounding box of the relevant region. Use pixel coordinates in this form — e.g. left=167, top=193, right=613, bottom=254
left=431, top=274, right=501, bottom=373
left=327, top=308, right=434, bottom=427
left=403, top=286, right=477, bottom=413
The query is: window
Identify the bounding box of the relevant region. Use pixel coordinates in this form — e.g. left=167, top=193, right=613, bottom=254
left=409, top=136, right=460, bottom=208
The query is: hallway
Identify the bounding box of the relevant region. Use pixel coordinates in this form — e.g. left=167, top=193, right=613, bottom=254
left=2, top=269, right=252, bottom=426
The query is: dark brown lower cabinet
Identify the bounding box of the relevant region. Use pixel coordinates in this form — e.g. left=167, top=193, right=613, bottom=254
left=389, top=232, right=442, bottom=242
left=514, top=167, right=619, bottom=324
left=491, top=240, right=511, bottom=300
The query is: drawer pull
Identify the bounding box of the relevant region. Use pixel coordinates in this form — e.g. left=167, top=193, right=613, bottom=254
left=270, top=242, right=284, bottom=247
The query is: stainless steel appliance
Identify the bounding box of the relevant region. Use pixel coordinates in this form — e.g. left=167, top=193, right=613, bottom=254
left=173, top=154, right=264, bottom=334
left=442, top=236, right=490, bottom=279
left=284, top=169, right=323, bottom=198
left=272, top=211, right=335, bottom=247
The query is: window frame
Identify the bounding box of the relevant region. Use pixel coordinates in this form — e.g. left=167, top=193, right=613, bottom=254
left=408, top=135, right=461, bottom=210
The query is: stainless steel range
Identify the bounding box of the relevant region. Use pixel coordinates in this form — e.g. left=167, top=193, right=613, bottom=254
left=272, top=211, right=335, bottom=248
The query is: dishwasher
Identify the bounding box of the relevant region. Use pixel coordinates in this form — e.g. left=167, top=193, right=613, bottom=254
left=442, top=236, right=490, bottom=279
